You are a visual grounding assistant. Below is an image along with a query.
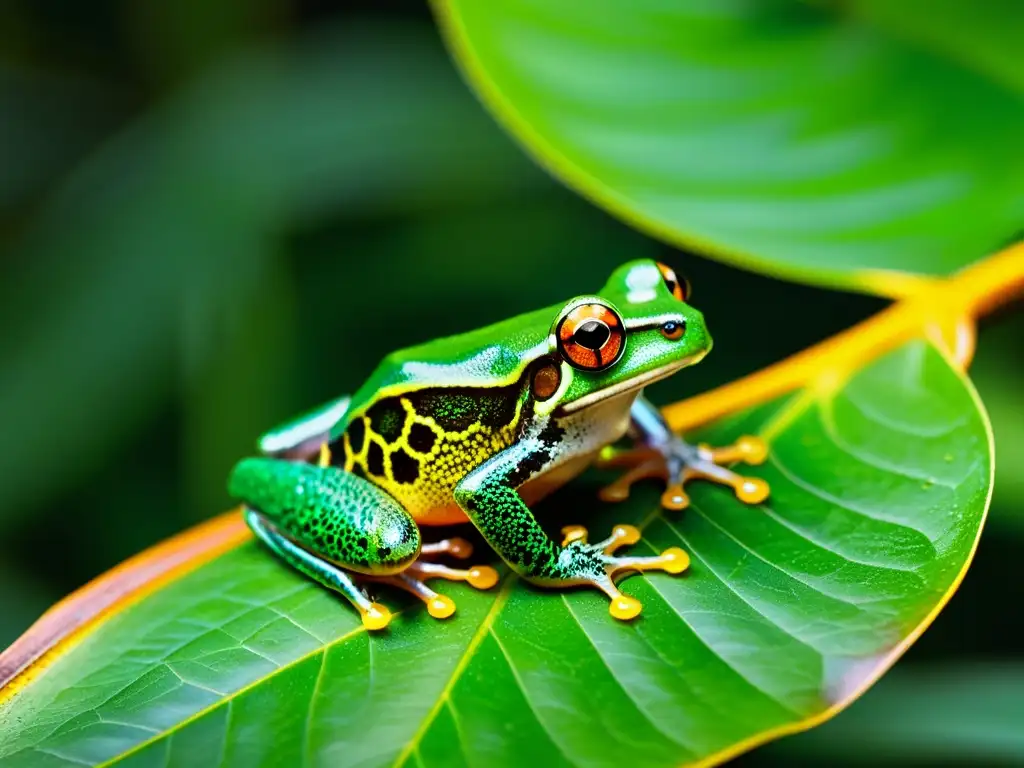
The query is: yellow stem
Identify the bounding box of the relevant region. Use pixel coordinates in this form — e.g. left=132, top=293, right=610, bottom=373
left=665, top=241, right=1024, bottom=432
left=944, top=240, right=1024, bottom=318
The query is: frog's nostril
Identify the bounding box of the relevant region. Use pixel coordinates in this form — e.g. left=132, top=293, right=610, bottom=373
left=660, top=320, right=686, bottom=340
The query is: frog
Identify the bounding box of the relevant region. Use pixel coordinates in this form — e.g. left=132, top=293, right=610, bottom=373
left=228, top=260, right=769, bottom=630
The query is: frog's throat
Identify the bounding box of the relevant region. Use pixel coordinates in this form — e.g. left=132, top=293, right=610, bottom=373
left=558, top=356, right=699, bottom=415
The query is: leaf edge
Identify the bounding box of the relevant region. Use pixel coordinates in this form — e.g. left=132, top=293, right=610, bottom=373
left=0, top=339, right=994, bottom=768
left=429, top=0, right=943, bottom=300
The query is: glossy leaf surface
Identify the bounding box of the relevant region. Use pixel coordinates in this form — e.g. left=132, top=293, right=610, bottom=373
left=0, top=338, right=991, bottom=767
left=435, top=0, right=1024, bottom=292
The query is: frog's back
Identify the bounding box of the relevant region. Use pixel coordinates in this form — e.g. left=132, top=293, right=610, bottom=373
left=343, top=303, right=558, bottom=422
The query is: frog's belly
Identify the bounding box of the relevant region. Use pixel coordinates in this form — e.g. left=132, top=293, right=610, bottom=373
left=411, top=452, right=597, bottom=526
left=411, top=390, right=637, bottom=527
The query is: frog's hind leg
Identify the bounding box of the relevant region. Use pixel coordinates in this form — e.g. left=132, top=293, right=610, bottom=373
left=367, top=572, right=456, bottom=620
left=598, top=395, right=769, bottom=511
left=231, top=457, right=498, bottom=625
left=244, top=509, right=391, bottom=630
left=407, top=560, right=499, bottom=590
left=415, top=535, right=500, bottom=589
left=231, top=457, right=421, bottom=629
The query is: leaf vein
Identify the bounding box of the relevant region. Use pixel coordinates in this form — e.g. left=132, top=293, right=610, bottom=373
left=767, top=451, right=938, bottom=549
left=302, top=649, right=328, bottom=767
left=559, top=595, right=695, bottom=755
left=488, top=626, right=582, bottom=768
left=688, top=502, right=886, bottom=612
left=93, top=623, right=370, bottom=767
left=634, top=534, right=806, bottom=717
left=819, top=397, right=957, bottom=488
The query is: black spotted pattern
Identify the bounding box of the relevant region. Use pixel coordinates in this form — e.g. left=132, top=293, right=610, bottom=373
left=366, top=442, right=385, bottom=476
left=408, top=422, right=437, bottom=453
left=339, top=378, right=527, bottom=503
left=507, top=419, right=565, bottom=488
left=230, top=457, right=420, bottom=571
left=347, top=417, right=366, bottom=453
left=390, top=448, right=420, bottom=484
left=410, top=383, right=519, bottom=433
left=367, top=400, right=405, bottom=442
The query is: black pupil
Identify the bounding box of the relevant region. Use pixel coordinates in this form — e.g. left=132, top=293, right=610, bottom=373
left=663, top=321, right=682, bottom=334
left=665, top=277, right=678, bottom=295
left=575, top=320, right=610, bottom=350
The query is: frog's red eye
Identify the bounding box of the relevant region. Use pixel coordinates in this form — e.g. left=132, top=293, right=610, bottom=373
left=556, top=303, right=625, bottom=371
left=656, top=262, right=691, bottom=302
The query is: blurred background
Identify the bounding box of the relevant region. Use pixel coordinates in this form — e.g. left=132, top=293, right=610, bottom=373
left=0, top=1, right=1021, bottom=764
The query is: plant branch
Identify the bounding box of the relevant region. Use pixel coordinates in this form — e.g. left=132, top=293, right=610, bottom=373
left=665, top=241, right=1024, bottom=432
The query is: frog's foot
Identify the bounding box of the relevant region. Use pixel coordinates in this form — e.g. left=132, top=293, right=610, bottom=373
left=371, top=572, right=459, bottom=620
left=597, top=435, right=769, bottom=512
left=370, top=557, right=499, bottom=620
left=419, top=537, right=475, bottom=560
left=558, top=524, right=690, bottom=621
left=414, top=536, right=499, bottom=590
left=355, top=600, right=394, bottom=631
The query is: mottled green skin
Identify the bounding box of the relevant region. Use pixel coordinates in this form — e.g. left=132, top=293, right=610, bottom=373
left=229, top=259, right=711, bottom=607
left=243, top=509, right=376, bottom=613
left=229, top=457, right=419, bottom=572
left=453, top=438, right=561, bottom=577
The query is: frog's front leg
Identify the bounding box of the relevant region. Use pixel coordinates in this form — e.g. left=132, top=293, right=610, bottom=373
left=598, top=395, right=770, bottom=511
left=229, top=458, right=497, bottom=629
left=454, top=436, right=689, bottom=621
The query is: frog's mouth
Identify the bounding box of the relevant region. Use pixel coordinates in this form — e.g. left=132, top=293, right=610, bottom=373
left=558, top=353, right=705, bottom=415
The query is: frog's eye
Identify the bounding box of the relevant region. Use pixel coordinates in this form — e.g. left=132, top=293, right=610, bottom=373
left=656, top=262, right=691, bottom=302
left=556, top=302, right=625, bottom=371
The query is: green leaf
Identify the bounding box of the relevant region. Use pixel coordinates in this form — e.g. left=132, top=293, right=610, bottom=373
left=434, top=0, right=1024, bottom=292
left=0, top=338, right=991, bottom=767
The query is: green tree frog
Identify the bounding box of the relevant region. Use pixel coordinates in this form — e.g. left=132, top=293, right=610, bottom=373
left=228, top=260, right=768, bottom=630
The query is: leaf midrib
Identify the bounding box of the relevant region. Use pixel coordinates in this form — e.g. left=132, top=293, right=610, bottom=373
left=390, top=577, right=516, bottom=768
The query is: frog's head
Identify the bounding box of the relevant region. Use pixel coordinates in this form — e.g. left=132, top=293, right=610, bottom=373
left=534, top=260, right=711, bottom=415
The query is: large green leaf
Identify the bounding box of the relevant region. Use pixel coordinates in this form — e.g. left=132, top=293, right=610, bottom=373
left=434, top=0, right=1024, bottom=292
left=0, top=338, right=990, bottom=766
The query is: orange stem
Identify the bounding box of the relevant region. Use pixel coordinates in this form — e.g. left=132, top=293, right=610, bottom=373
left=664, top=241, right=1024, bottom=432
left=0, top=511, right=249, bottom=700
